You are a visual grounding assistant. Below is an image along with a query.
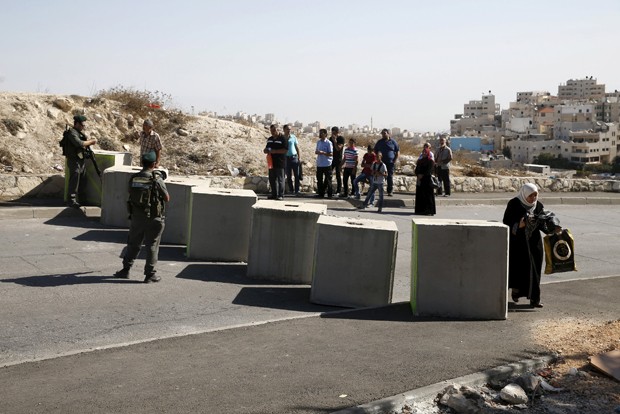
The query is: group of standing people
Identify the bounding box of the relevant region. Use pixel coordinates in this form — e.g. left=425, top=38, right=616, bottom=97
left=412, top=137, right=452, bottom=215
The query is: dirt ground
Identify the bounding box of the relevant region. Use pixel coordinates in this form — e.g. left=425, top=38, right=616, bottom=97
left=526, top=318, right=620, bottom=413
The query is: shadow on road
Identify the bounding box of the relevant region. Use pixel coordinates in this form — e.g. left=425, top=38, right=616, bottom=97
left=233, top=286, right=339, bottom=312
left=0, top=271, right=143, bottom=287
left=175, top=263, right=266, bottom=284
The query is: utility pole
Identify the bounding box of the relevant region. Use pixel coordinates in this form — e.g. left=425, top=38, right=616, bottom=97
left=371, top=116, right=373, bottom=131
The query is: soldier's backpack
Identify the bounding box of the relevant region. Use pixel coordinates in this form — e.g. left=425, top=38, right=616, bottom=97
left=127, top=172, right=164, bottom=219
left=59, top=126, right=71, bottom=156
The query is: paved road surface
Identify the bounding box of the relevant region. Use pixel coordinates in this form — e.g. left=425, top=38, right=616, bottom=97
left=0, top=194, right=619, bottom=413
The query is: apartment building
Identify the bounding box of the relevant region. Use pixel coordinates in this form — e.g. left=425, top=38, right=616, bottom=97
left=450, top=93, right=501, bottom=135
left=558, top=77, right=605, bottom=100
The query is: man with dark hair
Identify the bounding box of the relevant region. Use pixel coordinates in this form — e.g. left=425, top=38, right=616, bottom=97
left=315, top=129, right=333, bottom=198
left=264, top=124, right=288, bottom=200
left=435, top=137, right=453, bottom=197
left=329, top=126, right=345, bottom=196
left=115, top=151, right=170, bottom=283
left=374, top=128, right=399, bottom=196
left=63, top=114, right=98, bottom=208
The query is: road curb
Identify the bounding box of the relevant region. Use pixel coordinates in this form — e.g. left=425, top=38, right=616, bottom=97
left=331, top=355, right=555, bottom=414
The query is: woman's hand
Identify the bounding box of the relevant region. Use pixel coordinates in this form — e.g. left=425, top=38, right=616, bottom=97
left=519, top=217, right=526, bottom=229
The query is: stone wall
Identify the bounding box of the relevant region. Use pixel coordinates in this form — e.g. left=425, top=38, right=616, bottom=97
left=1, top=173, right=619, bottom=200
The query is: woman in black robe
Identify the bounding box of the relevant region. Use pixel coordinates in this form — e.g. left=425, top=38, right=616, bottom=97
left=503, top=183, right=557, bottom=308
left=414, top=142, right=436, bottom=215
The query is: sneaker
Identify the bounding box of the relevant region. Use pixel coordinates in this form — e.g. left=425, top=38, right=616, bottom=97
left=377, top=208, right=383, bottom=213
left=277, top=196, right=284, bottom=200
left=354, top=194, right=360, bottom=200
left=67, top=201, right=81, bottom=209
left=387, top=193, right=393, bottom=197
left=314, top=194, right=324, bottom=198
left=114, top=268, right=130, bottom=279
left=357, top=204, right=366, bottom=209
left=294, top=192, right=301, bottom=197
left=144, top=274, right=161, bottom=283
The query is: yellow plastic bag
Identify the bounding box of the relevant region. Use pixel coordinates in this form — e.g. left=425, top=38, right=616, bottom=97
left=544, top=229, right=577, bottom=274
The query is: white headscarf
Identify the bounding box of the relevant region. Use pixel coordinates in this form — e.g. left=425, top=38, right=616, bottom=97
left=517, top=183, right=538, bottom=212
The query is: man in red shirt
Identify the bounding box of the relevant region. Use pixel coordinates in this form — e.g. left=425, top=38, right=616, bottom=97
left=352, top=144, right=376, bottom=200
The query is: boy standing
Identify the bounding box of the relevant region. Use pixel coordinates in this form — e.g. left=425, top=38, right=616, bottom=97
left=360, top=152, right=387, bottom=213
left=353, top=145, right=376, bottom=201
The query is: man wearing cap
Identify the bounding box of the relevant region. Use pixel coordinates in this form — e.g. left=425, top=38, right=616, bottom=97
left=63, top=114, right=98, bottom=208
left=115, top=151, right=170, bottom=283
left=135, top=119, right=162, bottom=168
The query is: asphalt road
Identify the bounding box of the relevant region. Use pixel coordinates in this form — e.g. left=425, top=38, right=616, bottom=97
left=0, top=198, right=619, bottom=413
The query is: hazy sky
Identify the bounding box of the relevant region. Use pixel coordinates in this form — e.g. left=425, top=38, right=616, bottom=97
left=2, top=0, right=619, bottom=132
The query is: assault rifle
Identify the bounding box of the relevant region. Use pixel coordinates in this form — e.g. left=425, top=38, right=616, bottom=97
left=84, top=146, right=101, bottom=177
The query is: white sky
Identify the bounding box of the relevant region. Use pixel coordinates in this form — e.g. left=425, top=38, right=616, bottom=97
left=1, top=0, right=619, bottom=132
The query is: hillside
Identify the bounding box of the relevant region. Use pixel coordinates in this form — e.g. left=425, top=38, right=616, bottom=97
left=0, top=92, right=318, bottom=178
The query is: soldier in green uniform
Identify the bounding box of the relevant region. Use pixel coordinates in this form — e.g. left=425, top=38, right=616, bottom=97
left=114, top=152, right=170, bottom=283
left=63, top=115, right=98, bottom=208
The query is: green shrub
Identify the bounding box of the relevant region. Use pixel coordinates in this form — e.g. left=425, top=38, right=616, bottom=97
left=94, top=86, right=190, bottom=133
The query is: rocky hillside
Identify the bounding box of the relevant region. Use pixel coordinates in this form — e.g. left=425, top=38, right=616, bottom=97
left=0, top=92, right=318, bottom=178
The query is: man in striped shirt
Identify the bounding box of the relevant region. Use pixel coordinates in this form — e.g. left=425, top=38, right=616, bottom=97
left=340, top=138, right=358, bottom=197
left=136, top=119, right=163, bottom=168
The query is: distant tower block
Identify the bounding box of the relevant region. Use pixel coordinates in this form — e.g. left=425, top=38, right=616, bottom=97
left=311, top=216, right=398, bottom=308
left=186, top=187, right=257, bottom=262
left=411, top=218, right=509, bottom=320
left=247, top=200, right=326, bottom=284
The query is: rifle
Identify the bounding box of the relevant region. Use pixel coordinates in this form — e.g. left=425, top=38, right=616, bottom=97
left=84, top=146, right=101, bottom=177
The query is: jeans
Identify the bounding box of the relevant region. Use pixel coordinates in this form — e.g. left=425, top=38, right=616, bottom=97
left=364, top=182, right=384, bottom=210
left=353, top=173, right=374, bottom=204
left=385, top=162, right=395, bottom=194
left=316, top=166, right=332, bottom=197
left=331, top=162, right=342, bottom=194
left=436, top=167, right=451, bottom=195
left=285, top=155, right=300, bottom=194
left=342, top=167, right=356, bottom=195
left=268, top=168, right=285, bottom=198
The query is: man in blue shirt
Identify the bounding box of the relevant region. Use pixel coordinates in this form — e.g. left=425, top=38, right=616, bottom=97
left=283, top=124, right=301, bottom=196
left=374, top=128, right=399, bottom=196
left=315, top=129, right=333, bottom=198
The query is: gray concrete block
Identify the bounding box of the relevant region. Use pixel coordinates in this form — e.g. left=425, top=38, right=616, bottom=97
left=310, top=216, right=398, bottom=308
left=247, top=200, right=326, bottom=284
left=411, top=218, right=509, bottom=320
left=101, top=166, right=173, bottom=230
left=186, top=187, right=257, bottom=262
left=162, top=177, right=208, bottom=244
left=100, top=165, right=142, bottom=228
left=65, top=150, right=131, bottom=206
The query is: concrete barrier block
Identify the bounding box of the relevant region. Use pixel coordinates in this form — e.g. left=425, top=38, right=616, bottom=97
left=65, top=150, right=131, bottom=206
left=310, top=216, right=398, bottom=308
left=100, top=165, right=142, bottom=228
left=101, top=165, right=174, bottom=230
left=163, top=177, right=209, bottom=244
left=186, top=187, right=257, bottom=261
left=411, top=218, right=509, bottom=320
left=247, top=200, right=326, bottom=283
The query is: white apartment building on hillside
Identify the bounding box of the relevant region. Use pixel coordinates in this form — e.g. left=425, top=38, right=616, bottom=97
left=508, top=123, right=618, bottom=164
left=558, top=77, right=605, bottom=100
